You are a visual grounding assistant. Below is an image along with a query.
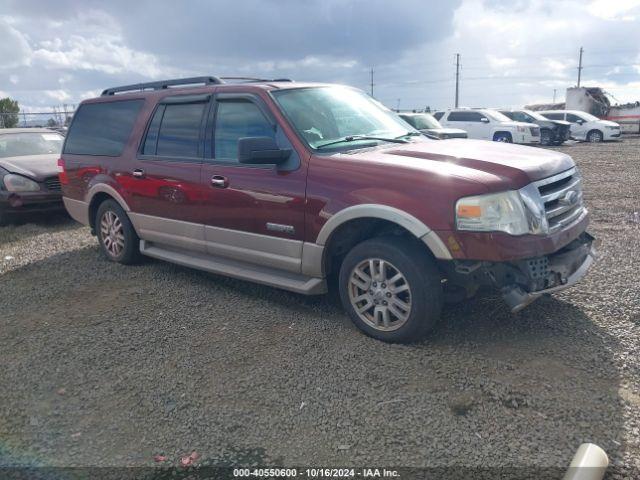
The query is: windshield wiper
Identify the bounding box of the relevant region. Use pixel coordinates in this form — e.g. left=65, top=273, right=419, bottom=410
left=316, top=135, right=409, bottom=150
left=394, top=131, right=422, bottom=139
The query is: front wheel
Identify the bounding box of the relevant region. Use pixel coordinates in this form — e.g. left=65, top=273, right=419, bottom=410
left=493, top=132, right=513, bottom=143
left=587, top=130, right=603, bottom=143
left=96, top=199, right=141, bottom=264
left=338, top=236, right=443, bottom=343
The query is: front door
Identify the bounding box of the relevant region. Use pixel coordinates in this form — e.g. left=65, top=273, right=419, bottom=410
left=200, top=93, right=307, bottom=273
left=566, top=113, right=588, bottom=140
left=125, top=95, right=210, bottom=252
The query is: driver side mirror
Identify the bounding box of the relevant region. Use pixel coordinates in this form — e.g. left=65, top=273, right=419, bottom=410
left=238, top=137, right=291, bottom=165
left=576, top=119, right=585, bottom=125
left=480, top=117, right=490, bottom=123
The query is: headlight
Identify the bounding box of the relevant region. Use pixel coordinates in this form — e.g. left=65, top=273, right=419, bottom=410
left=2, top=174, right=41, bottom=192
left=456, top=183, right=548, bottom=235
left=606, top=125, right=618, bottom=129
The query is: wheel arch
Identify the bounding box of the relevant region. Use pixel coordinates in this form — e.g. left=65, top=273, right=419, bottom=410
left=312, top=204, right=452, bottom=278
left=86, top=184, right=131, bottom=233
left=492, top=130, right=513, bottom=141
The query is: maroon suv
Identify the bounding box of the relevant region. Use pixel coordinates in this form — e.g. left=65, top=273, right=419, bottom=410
left=60, top=76, right=596, bottom=342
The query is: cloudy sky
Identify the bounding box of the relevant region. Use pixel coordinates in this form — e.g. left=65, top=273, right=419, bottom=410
left=1, top=0, right=639, bottom=115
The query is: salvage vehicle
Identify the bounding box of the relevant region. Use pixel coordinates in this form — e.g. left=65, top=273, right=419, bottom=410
left=0, top=128, right=65, bottom=225
left=436, top=108, right=541, bottom=144
left=539, top=110, right=621, bottom=143
left=60, top=77, right=596, bottom=343
left=499, top=109, right=571, bottom=146
left=398, top=112, right=467, bottom=139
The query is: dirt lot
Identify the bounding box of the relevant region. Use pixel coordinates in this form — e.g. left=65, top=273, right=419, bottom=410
left=1, top=138, right=639, bottom=477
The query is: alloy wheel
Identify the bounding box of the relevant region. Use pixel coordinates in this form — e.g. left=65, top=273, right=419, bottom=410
left=348, top=258, right=412, bottom=332
left=100, top=210, right=125, bottom=258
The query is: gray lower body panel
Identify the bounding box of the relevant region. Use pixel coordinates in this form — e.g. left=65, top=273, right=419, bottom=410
left=140, top=240, right=327, bottom=295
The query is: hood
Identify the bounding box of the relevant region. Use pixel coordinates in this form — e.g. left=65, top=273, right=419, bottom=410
left=0, top=154, right=59, bottom=182
left=550, top=119, right=571, bottom=127
left=339, top=138, right=575, bottom=191
left=421, top=127, right=467, bottom=135
left=598, top=119, right=620, bottom=127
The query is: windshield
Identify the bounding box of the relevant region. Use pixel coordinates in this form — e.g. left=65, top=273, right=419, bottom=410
left=0, top=132, right=64, bottom=158
left=524, top=110, right=549, bottom=122
left=272, top=86, right=416, bottom=150
left=484, top=110, right=512, bottom=122
left=402, top=113, right=441, bottom=130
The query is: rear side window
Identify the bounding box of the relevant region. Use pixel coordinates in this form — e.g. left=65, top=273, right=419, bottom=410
left=141, top=98, right=207, bottom=158
left=543, top=112, right=564, bottom=120
left=64, top=100, right=143, bottom=156
left=156, top=103, right=206, bottom=157
left=448, top=111, right=484, bottom=122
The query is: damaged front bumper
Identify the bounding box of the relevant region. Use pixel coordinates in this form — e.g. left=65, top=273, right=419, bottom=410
left=446, top=232, right=598, bottom=312
left=498, top=232, right=597, bottom=312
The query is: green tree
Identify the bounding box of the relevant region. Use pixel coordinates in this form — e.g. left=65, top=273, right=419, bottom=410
left=0, top=98, right=20, bottom=128
left=47, top=118, right=57, bottom=127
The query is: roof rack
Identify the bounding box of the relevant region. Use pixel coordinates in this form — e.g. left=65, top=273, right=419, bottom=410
left=101, top=76, right=223, bottom=96
left=219, top=77, right=294, bottom=83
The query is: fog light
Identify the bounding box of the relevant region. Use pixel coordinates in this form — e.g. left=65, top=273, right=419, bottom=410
left=8, top=193, right=23, bottom=208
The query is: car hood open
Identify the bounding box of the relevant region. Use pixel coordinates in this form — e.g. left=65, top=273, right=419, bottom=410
left=0, top=154, right=59, bottom=182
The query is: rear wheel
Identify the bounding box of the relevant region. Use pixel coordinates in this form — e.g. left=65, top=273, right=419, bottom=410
left=587, top=129, right=603, bottom=143
left=493, top=132, right=513, bottom=143
left=338, top=236, right=443, bottom=343
left=95, top=199, right=140, bottom=264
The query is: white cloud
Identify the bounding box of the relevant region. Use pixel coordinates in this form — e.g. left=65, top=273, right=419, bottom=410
left=44, top=89, right=72, bottom=102
left=587, top=0, right=640, bottom=20
left=0, top=18, right=32, bottom=68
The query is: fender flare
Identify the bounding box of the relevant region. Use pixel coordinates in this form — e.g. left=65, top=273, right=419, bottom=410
left=86, top=183, right=131, bottom=212
left=315, top=204, right=452, bottom=260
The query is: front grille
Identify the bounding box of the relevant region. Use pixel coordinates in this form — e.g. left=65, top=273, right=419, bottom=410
left=534, top=167, right=585, bottom=232
left=530, top=127, right=540, bottom=136
left=44, top=176, right=61, bottom=192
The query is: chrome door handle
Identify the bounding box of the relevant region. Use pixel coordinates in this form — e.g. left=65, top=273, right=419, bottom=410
left=132, top=169, right=145, bottom=178
left=211, top=175, right=228, bottom=188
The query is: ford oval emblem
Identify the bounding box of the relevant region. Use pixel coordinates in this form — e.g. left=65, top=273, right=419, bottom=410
left=560, top=190, right=579, bottom=205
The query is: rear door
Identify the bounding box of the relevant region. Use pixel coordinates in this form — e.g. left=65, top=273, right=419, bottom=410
left=126, top=94, right=210, bottom=252
left=199, top=92, right=307, bottom=273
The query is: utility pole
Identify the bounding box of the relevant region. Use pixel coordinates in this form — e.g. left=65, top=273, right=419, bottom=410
left=454, top=53, right=460, bottom=108
left=370, top=67, right=375, bottom=97
left=553, top=89, right=557, bottom=103
left=577, top=47, right=583, bottom=88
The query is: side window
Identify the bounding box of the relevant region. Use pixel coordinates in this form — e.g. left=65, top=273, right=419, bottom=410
left=155, top=103, right=206, bottom=157
left=466, top=112, right=485, bottom=122
left=544, top=112, right=563, bottom=120
left=64, top=99, right=144, bottom=156
left=447, top=111, right=466, bottom=122
left=142, top=105, right=164, bottom=155
left=433, top=112, right=444, bottom=121
left=214, top=100, right=275, bottom=161
left=566, top=113, right=584, bottom=123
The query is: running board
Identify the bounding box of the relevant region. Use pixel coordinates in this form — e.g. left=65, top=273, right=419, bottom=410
left=139, top=240, right=327, bottom=295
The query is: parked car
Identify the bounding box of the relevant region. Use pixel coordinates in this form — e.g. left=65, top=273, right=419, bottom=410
left=499, top=109, right=571, bottom=146
left=60, top=76, right=596, bottom=343
left=0, top=128, right=65, bottom=225
left=398, top=112, right=467, bottom=139
left=435, top=108, right=540, bottom=144
left=538, top=110, right=621, bottom=143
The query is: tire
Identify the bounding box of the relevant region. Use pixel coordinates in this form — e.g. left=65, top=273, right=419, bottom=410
left=540, top=129, right=552, bottom=146
left=587, top=129, right=603, bottom=143
left=95, top=199, right=140, bottom=264
left=493, top=132, right=513, bottom=143
left=338, top=236, right=443, bottom=343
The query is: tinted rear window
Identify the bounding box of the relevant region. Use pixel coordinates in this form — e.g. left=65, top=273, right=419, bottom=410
left=64, top=100, right=144, bottom=156
left=155, top=103, right=205, bottom=157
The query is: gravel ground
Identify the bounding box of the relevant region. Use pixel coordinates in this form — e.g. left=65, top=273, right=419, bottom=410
left=0, top=138, right=638, bottom=477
